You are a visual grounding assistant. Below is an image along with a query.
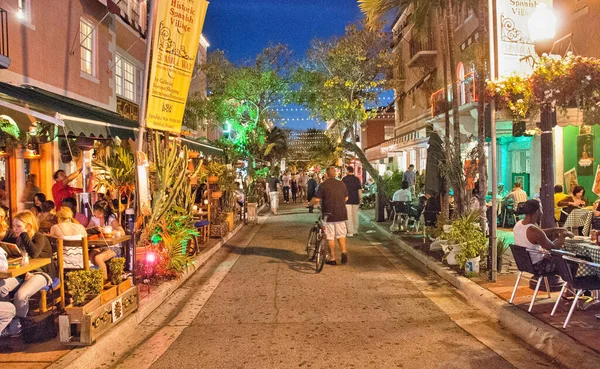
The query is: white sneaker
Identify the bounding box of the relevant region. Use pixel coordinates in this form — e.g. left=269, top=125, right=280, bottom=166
left=347, top=233, right=353, bottom=237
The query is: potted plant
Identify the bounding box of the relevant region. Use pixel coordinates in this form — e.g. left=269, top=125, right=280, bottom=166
left=108, top=257, right=126, bottom=286
left=449, top=211, right=488, bottom=274
left=497, top=237, right=510, bottom=273
left=206, top=161, right=225, bottom=184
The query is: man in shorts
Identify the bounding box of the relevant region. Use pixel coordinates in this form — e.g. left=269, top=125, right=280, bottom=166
left=267, top=171, right=280, bottom=215
left=308, top=166, right=349, bottom=265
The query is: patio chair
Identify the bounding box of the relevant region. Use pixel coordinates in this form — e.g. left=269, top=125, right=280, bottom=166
left=550, top=254, right=600, bottom=328
left=509, top=244, right=555, bottom=312
left=390, top=201, right=410, bottom=232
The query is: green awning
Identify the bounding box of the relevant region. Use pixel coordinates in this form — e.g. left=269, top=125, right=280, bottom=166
left=0, top=82, right=138, bottom=139
left=180, top=137, right=223, bottom=157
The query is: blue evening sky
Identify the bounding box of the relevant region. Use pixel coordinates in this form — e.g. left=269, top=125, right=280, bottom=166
left=202, top=0, right=366, bottom=130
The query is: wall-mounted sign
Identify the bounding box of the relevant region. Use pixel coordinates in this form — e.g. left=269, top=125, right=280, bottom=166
left=116, top=97, right=139, bottom=121
left=145, top=0, right=209, bottom=133
left=495, top=0, right=552, bottom=78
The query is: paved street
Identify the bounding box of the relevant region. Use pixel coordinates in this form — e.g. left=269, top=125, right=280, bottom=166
left=106, top=204, right=562, bottom=369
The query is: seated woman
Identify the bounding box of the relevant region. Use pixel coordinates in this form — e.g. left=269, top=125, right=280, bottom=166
left=0, top=207, right=17, bottom=243
left=50, top=207, right=88, bottom=270
left=514, top=200, right=573, bottom=274
left=557, top=185, right=587, bottom=223
left=38, top=200, right=58, bottom=232
left=87, top=200, right=124, bottom=280
left=0, top=211, right=57, bottom=319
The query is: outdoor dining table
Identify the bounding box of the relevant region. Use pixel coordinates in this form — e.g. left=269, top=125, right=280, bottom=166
left=563, top=208, right=593, bottom=236
left=562, top=239, right=600, bottom=277
left=0, top=258, right=51, bottom=279
left=87, top=235, right=131, bottom=248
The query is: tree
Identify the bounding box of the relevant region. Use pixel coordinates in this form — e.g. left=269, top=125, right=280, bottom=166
left=184, top=44, right=292, bottom=166
left=264, top=126, right=289, bottom=164
left=291, top=22, right=400, bottom=199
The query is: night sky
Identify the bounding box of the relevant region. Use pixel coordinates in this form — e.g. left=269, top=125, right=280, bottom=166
left=202, top=0, right=366, bottom=130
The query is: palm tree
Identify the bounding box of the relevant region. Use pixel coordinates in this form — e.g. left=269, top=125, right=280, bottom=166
left=264, top=126, right=289, bottom=164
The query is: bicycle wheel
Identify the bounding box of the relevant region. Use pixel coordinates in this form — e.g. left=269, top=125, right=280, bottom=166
left=315, top=236, right=327, bottom=273
left=306, top=227, right=318, bottom=259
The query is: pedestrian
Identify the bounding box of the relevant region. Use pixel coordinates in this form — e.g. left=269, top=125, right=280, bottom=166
left=307, top=173, right=318, bottom=213
left=282, top=171, right=291, bottom=204
left=267, top=171, right=280, bottom=215
left=402, top=164, right=416, bottom=195
left=342, top=166, right=362, bottom=237
left=308, top=166, right=349, bottom=265
left=298, top=171, right=308, bottom=202
left=291, top=173, right=298, bottom=203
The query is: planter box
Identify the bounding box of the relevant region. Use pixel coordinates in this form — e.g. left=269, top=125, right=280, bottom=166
left=101, top=285, right=118, bottom=304
left=225, top=212, right=234, bottom=231
left=60, top=285, right=139, bottom=345
left=117, top=278, right=133, bottom=295
left=210, top=223, right=228, bottom=238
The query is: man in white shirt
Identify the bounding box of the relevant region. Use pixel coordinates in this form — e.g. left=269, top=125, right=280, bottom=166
left=282, top=172, right=291, bottom=204
left=393, top=181, right=412, bottom=202
left=504, top=182, right=528, bottom=207
left=297, top=171, right=308, bottom=201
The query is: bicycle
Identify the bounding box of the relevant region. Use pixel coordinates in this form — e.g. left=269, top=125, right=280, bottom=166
left=306, top=212, right=330, bottom=273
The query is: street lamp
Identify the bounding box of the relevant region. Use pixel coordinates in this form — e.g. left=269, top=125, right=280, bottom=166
left=528, top=4, right=558, bottom=229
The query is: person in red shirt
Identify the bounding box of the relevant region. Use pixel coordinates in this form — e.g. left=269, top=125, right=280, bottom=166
left=52, top=169, right=86, bottom=210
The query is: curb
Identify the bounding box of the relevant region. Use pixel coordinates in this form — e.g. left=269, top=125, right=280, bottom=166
left=359, top=211, right=600, bottom=369
left=48, top=221, right=247, bottom=369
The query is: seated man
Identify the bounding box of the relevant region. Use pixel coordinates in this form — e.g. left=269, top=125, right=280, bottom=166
left=392, top=181, right=412, bottom=203
left=553, top=185, right=568, bottom=224
left=514, top=200, right=573, bottom=274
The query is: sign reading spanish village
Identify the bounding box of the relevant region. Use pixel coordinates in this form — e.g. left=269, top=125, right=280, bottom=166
left=146, top=0, right=209, bottom=133
left=495, top=0, right=552, bottom=77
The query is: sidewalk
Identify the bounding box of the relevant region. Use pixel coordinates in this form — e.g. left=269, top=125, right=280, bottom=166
left=0, top=212, right=256, bottom=366
left=359, top=208, right=600, bottom=369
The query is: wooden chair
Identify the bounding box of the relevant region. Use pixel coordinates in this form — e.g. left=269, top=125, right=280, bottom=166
left=195, top=204, right=211, bottom=244
left=34, top=236, right=90, bottom=313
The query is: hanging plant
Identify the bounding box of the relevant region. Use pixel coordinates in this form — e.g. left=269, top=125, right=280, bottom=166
left=59, top=137, right=81, bottom=163
left=486, top=74, right=538, bottom=122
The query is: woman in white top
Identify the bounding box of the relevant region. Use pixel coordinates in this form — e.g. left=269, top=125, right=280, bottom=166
left=50, top=207, right=87, bottom=240
left=514, top=200, right=573, bottom=273
left=88, top=200, right=124, bottom=280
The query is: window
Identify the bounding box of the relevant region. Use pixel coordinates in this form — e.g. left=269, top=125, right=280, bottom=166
left=115, top=54, right=136, bottom=101
left=384, top=126, right=395, bottom=140
left=17, top=0, right=31, bottom=22
left=397, top=152, right=405, bottom=171
left=419, top=148, right=427, bottom=171
left=80, top=19, right=95, bottom=76
left=409, top=150, right=416, bottom=167
left=130, top=0, right=140, bottom=24
left=511, top=150, right=530, bottom=173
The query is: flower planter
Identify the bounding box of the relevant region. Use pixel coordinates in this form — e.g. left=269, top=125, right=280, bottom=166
left=225, top=211, right=234, bottom=231
left=445, top=244, right=461, bottom=266
left=207, top=175, right=219, bottom=184
left=211, top=191, right=223, bottom=199
left=117, top=278, right=133, bottom=295
left=59, top=285, right=138, bottom=346
left=464, top=256, right=481, bottom=274
left=247, top=203, right=258, bottom=223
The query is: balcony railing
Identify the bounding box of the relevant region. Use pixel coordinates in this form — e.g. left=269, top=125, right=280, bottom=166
left=408, top=32, right=436, bottom=67
left=430, top=72, right=478, bottom=117
left=0, top=9, right=9, bottom=69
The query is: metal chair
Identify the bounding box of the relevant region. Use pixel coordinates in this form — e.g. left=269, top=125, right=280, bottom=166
left=390, top=201, right=411, bottom=232
left=509, top=244, right=555, bottom=312
left=550, top=254, right=600, bottom=328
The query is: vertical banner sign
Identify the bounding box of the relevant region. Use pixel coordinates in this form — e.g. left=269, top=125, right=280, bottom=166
left=146, top=0, right=209, bottom=133
left=495, top=0, right=552, bottom=78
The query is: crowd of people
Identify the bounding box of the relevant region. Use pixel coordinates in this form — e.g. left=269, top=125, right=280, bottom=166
left=0, top=168, right=125, bottom=339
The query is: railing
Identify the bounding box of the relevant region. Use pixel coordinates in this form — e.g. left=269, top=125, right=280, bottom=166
left=409, top=33, right=435, bottom=59
left=430, top=72, right=478, bottom=117
left=0, top=9, right=8, bottom=60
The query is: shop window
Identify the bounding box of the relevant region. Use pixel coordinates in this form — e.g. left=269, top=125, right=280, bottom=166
left=384, top=126, right=394, bottom=140
left=80, top=18, right=95, bottom=76
left=115, top=54, right=136, bottom=102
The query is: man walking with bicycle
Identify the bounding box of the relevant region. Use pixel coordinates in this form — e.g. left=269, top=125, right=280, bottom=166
left=308, top=166, right=348, bottom=265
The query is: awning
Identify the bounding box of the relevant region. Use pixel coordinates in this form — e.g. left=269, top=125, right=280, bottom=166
left=0, top=82, right=138, bottom=139
left=180, top=137, right=223, bottom=157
